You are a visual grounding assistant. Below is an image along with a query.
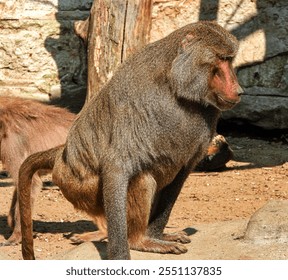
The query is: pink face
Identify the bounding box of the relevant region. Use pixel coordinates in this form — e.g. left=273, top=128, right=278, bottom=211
left=207, top=59, right=243, bottom=111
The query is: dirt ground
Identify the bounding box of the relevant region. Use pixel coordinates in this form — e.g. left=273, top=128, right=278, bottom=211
left=0, top=125, right=287, bottom=260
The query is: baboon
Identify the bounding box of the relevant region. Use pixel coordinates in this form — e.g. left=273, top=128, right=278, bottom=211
left=0, top=97, right=229, bottom=247
left=0, top=96, right=76, bottom=244
left=18, top=21, right=242, bottom=260
left=196, top=134, right=234, bottom=171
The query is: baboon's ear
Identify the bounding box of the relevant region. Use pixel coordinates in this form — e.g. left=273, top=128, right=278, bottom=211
left=170, top=34, right=213, bottom=102
left=179, top=33, right=197, bottom=53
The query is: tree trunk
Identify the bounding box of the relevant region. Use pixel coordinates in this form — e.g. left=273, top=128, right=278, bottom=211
left=74, top=0, right=153, bottom=103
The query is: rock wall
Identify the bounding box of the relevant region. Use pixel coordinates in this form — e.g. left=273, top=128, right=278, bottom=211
left=0, top=0, right=287, bottom=128
left=0, top=0, right=92, bottom=107
left=151, top=0, right=288, bottom=130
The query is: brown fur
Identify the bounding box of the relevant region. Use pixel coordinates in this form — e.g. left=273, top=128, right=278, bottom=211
left=18, top=21, right=242, bottom=260
left=0, top=96, right=76, bottom=244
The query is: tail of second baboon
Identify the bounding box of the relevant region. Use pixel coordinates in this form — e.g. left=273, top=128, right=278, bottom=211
left=18, top=145, right=63, bottom=260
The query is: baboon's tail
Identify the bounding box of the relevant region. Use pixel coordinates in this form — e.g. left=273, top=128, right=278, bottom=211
left=18, top=145, right=63, bottom=260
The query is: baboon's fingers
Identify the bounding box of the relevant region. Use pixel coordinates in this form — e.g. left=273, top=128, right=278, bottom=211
left=0, top=240, right=20, bottom=247
left=163, top=231, right=191, bottom=244
left=130, top=237, right=188, bottom=255
left=69, top=230, right=108, bottom=244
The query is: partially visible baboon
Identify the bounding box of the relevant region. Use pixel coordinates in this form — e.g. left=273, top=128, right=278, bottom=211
left=18, top=21, right=242, bottom=260
left=0, top=96, right=76, bottom=244
left=196, top=134, right=234, bottom=171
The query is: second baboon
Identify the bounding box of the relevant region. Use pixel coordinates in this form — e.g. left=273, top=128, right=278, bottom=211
left=18, top=21, right=242, bottom=260
left=0, top=96, right=76, bottom=244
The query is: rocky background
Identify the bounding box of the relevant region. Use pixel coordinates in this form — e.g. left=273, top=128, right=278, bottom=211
left=0, top=0, right=287, bottom=129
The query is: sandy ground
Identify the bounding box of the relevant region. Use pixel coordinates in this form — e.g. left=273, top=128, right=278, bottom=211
left=0, top=129, right=287, bottom=260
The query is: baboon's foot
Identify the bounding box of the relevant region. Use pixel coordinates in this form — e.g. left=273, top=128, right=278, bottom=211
left=0, top=230, right=21, bottom=246
left=163, top=231, right=191, bottom=244
left=69, top=230, right=107, bottom=244
left=130, top=237, right=188, bottom=255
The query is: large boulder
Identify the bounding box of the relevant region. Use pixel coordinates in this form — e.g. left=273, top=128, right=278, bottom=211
left=244, top=200, right=288, bottom=244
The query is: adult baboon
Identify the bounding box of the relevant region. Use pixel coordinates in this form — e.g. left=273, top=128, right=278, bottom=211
left=18, top=21, right=242, bottom=260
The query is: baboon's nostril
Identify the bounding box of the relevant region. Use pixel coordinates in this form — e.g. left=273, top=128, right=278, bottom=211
left=237, top=85, right=244, bottom=96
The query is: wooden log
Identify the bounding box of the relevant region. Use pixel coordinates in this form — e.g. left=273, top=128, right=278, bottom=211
left=74, top=0, right=152, bottom=102
left=122, top=0, right=153, bottom=61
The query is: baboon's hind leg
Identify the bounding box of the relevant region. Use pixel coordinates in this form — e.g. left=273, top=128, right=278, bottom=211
left=69, top=216, right=107, bottom=244
left=127, top=173, right=188, bottom=255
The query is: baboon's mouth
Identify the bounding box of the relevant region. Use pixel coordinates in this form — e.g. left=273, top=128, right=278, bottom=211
left=216, top=94, right=240, bottom=105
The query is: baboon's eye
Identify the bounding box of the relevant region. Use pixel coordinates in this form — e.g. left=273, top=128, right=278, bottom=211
left=212, top=67, right=219, bottom=76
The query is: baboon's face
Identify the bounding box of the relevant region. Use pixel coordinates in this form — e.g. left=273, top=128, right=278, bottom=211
left=207, top=58, right=243, bottom=111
